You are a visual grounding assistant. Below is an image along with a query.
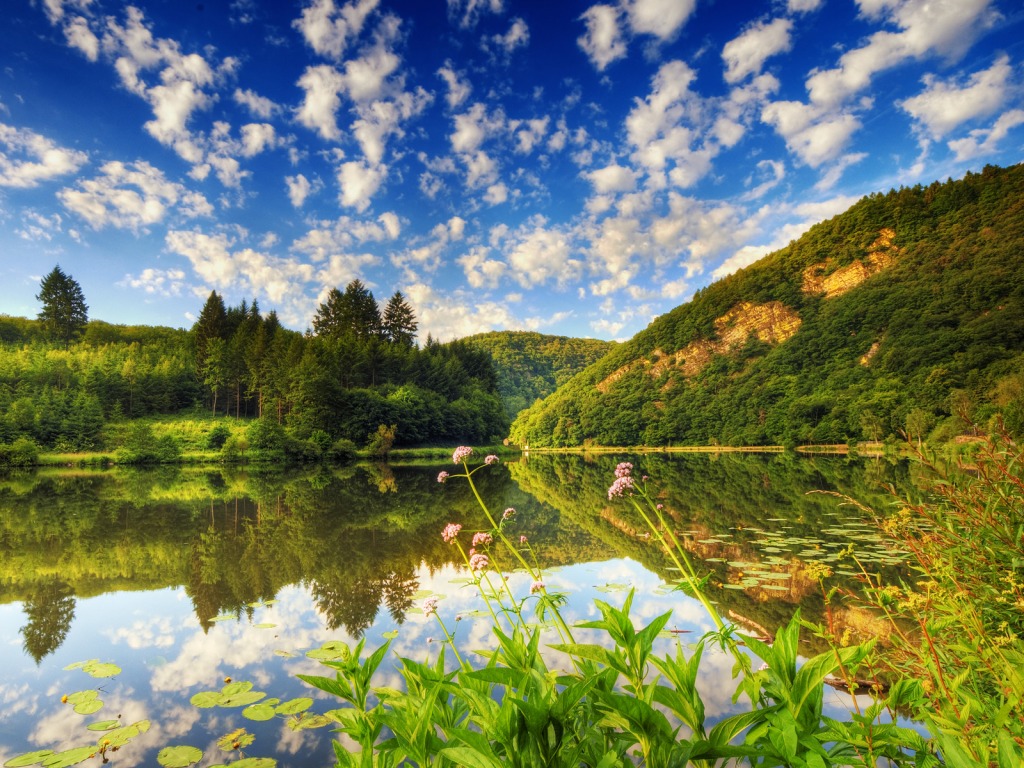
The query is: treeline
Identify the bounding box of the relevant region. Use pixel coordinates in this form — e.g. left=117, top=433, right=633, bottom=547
left=511, top=162, right=1024, bottom=448
left=463, top=331, right=615, bottom=418
left=0, top=280, right=507, bottom=455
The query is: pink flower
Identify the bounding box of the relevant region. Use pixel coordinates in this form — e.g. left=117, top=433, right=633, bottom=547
left=614, top=462, right=633, bottom=478
left=656, top=503, right=664, bottom=510
left=530, top=581, right=545, bottom=594
left=437, top=471, right=449, bottom=483
left=469, top=552, right=489, bottom=571
left=442, top=523, right=462, bottom=543
left=608, top=475, right=634, bottom=499
left=452, top=446, right=473, bottom=464
left=485, top=454, right=499, bottom=465
left=502, top=507, right=515, bottom=520
left=519, top=535, right=528, bottom=545
left=472, top=532, right=492, bottom=547
left=423, top=597, right=438, bottom=617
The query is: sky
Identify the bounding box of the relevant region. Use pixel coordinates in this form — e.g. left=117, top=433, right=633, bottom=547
left=1, top=0, right=1022, bottom=342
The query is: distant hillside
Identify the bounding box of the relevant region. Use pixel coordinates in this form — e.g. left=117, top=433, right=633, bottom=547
left=463, top=331, right=615, bottom=419
left=510, top=163, right=1024, bottom=448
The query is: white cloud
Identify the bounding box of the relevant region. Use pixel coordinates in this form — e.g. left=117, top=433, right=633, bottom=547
left=447, top=0, right=503, bottom=29
left=484, top=182, right=508, bottom=205
left=58, top=160, right=212, bottom=231
left=403, top=282, right=522, bottom=341
left=722, top=18, right=792, bottom=84
left=814, top=151, right=867, bottom=190
left=0, top=123, right=88, bottom=187
left=506, top=223, right=582, bottom=289
left=437, top=63, right=471, bottom=110
left=340, top=22, right=402, bottom=102
left=295, top=64, right=346, bottom=140
left=625, top=0, right=695, bottom=41
left=15, top=211, right=64, bottom=241
left=293, top=0, right=379, bottom=61
left=41, top=0, right=93, bottom=24
left=586, top=163, right=637, bottom=194
left=900, top=54, right=1013, bottom=138
left=490, top=17, right=529, bottom=55
left=806, top=0, right=1002, bottom=108
left=761, top=100, right=861, bottom=168
left=578, top=5, right=627, bottom=71
left=787, top=0, right=822, bottom=10
left=286, top=173, right=314, bottom=207
left=513, top=117, right=549, bottom=154
left=337, top=160, right=387, bottom=211
left=451, top=103, right=504, bottom=154
left=742, top=158, right=786, bottom=200
left=948, top=109, right=1024, bottom=161
left=459, top=245, right=507, bottom=288
left=122, top=267, right=187, bottom=296
left=64, top=15, right=99, bottom=61
left=233, top=88, right=280, bottom=119
left=240, top=123, right=277, bottom=157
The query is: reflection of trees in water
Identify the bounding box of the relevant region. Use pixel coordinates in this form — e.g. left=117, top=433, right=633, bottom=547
left=20, top=579, right=76, bottom=664
left=310, top=562, right=419, bottom=637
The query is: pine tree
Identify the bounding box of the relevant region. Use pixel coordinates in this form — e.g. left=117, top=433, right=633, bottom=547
left=312, top=288, right=346, bottom=337
left=313, top=280, right=382, bottom=339
left=36, top=265, right=88, bottom=348
left=381, top=291, right=418, bottom=346
left=193, top=290, right=227, bottom=377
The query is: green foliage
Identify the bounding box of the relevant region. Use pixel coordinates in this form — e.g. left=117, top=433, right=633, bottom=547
left=0, top=437, right=41, bottom=467
left=366, top=423, right=397, bottom=457
left=512, top=163, right=1024, bottom=447
left=115, top=423, right=182, bottom=465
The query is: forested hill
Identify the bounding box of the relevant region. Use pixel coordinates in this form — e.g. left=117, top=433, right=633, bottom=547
left=463, top=331, right=615, bottom=418
left=510, top=163, right=1024, bottom=448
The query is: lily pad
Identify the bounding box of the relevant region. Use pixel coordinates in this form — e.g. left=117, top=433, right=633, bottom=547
left=216, top=759, right=276, bottom=768
left=287, top=714, right=333, bottom=731
left=73, top=700, right=103, bottom=716
left=275, top=698, right=313, bottom=715
left=157, top=746, right=203, bottom=768
left=273, top=650, right=295, bottom=658
left=190, top=691, right=223, bottom=708
left=86, top=721, right=120, bottom=732
left=4, top=750, right=55, bottom=767
left=253, top=623, right=277, bottom=629
left=40, top=748, right=97, bottom=768
left=219, top=691, right=266, bottom=708
left=242, top=703, right=277, bottom=721
left=217, top=728, right=255, bottom=751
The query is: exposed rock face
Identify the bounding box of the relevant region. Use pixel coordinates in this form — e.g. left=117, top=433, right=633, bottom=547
left=802, top=228, right=900, bottom=298
left=596, top=300, right=802, bottom=392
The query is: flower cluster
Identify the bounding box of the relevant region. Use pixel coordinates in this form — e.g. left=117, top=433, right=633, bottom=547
left=442, top=523, right=462, bottom=543
left=471, top=531, right=492, bottom=547
left=469, top=552, right=489, bottom=571
left=452, top=446, right=473, bottom=464
left=615, top=462, right=633, bottom=478
left=530, top=580, right=545, bottom=594
left=607, top=475, right=634, bottom=499
left=485, top=454, right=499, bottom=465
left=502, top=507, right=515, bottom=520
left=422, top=597, right=438, bottom=617
left=437, top=471, right=449, bottom=483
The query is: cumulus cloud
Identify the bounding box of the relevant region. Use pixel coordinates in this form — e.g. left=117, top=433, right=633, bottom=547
left=489, top=17, right=529, bottom=56
left=459, top=245, right=507, bottom=288
left=577, top=5, right=626, bottom=71
left=295, top=64, right=346, bottom=140
left=337, top=160, right=387, bottom=211
left=624, top=0, right=695, bottom=41
left=293, top=0, right=379, bottom=61
left=15, top=211, right=65, bottom=241
left=286, top=173, right=315, bottom=207
left=505, top=223, right=582, bottom=289
left=447, top=0, right=503, bottom=29
left=58, top=160, right=212, bottom=231
left=805, top=0, right=1002, bottom=108
left=948, top=109, right=1024, bottom=161
left=900, top=54, right=1013, bottom=138
left=122, top=267, right=187, bottom=296
left=742, top=158, right=786, bottom=200
left=64, top=15, right=99, bottom=61
left=233, top=88, right=280, bottom=119
left=0, top=123, right=88, bottom=187
left=761, top=99, right=860, bottom=168
left=722, top=18, right=792, bottom=84
left=437, top=63, right=471, bottom=110
left=586, top=162, right=637, bottom=194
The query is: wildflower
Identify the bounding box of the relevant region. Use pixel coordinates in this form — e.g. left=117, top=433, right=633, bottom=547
left=469, top=552, right=489, bottom=571
left=656, top=503, right=664, bottom=510
left=452, top=446, right=473, bottom=464
left=608, top=475, right=634, bottom=499
left=485, top=454, right=499, bottom=465
left=520, top=535, right=528, bottom=544
left=503, top=507, right=515, bottom=520
left=614, top=461, right=633, bottom=478
left=442, top=523, right=462, bottom=543
left=472, top=531, right=492, bottom=547
left=530, top=580, right=545, bottom=593
left=437, top=471, right=449, bottom=483
left=423, top=597, right=438, bottom=617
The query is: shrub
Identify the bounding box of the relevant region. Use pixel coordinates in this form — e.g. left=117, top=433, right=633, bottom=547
left=0, top=437, right=40, bottom=467
left=206, top=424, right=231, bottom=450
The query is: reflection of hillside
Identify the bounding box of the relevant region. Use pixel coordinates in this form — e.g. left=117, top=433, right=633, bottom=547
left=507, top=452, right=910, bottom=650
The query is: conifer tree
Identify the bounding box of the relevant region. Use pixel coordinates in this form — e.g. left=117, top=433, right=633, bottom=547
left=36, top=265, right=88, bottom=348
left=382, top=291, right=418, bottom=346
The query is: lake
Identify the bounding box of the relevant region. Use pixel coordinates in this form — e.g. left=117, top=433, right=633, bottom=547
left=0, top=451, right=912, bottom=767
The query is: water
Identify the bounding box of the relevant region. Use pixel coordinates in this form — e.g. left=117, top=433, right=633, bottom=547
left=0, top=452, right=911, bottom=767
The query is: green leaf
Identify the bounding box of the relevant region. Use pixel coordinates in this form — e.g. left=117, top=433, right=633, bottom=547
left=82, top=662, right=120, bottom=678
left=219, top=691, right=266, bottom=708
left=156, top=746, right=203, bottom=768
left=85, top=721, right=120, bottom=732
left=40, top=748, right=97, bottom=768
left=275, top=698, right=313, bottom=715
left=242, top=703, right=277, bottom=721
left=4, top=750, right=55, bottom=768
left=190, top=691, right=222, bottom=708
left=65, top=691, right=97, bottom=705
left=73, top=700, right=103, bottom=716
left=287, top=714, right=333, bottom=730
left=437, top=747, right=503, bottom=768
left=227, top=759, right=276, bottom=768
left=221, top=681, right=253, bottom=696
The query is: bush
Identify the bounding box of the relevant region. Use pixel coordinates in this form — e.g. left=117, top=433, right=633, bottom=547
left=206, top=424, right=231, bottom=450
left=0, top=437, right=40, bottom=467
left=328, top=438, right=358, bottom=462
left=116, top=424, right=182, bottom=464
left=220, top=434, right=247, bottom=463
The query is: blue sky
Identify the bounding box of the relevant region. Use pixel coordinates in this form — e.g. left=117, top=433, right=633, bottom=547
left=1, top=0, right=1022, bottom=341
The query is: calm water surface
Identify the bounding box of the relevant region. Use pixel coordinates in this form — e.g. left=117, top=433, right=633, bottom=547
left=0, top=452, right=913, bottom=767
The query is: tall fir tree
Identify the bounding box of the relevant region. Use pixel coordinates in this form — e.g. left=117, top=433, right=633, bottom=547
left=381, top=291, right=418, bottom=346
left=36, top=265, right=88, bottom=349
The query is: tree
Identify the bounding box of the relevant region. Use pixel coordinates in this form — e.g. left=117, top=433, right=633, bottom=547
left=36, top=265, right=88, bottom=348
left=381, top=291, right=418, bottom=346
left=313, top=280, right=382, bottom=339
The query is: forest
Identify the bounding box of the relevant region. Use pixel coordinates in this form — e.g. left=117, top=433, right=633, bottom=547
left=511, top=163, right=1024, bottom=448
left=0, top=279, right=507, bottom=460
